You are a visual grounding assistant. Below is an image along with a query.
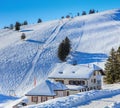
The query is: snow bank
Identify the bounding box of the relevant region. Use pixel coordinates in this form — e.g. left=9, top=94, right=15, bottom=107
left=0, top=94, right=17, bottom=103
left=25, top=88, right=120, bottom=108
left=105, top=102, right=120, bottom=108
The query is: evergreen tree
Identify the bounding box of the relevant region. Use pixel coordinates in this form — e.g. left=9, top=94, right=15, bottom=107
left=104, top=47, right=120, bottom=83
left=105, top=48, right=116, bottom=83
left=89, top=9, right=95, bottom=14
left=23, top=21, right=28, bottom=25
left=61, top=16, right=64, bottom=19
left=64, top=37, right=71, bottom=56
left=77, top=12, right=80, bottom=16
left=58, top=37, right=71, bottom=61
left=37, top=18, right=42, bottom=23
left=15, top=22, right=21, bottom=31
left=82, top=11, right=87, bottom=15
left=66, top=15, right=70, bottom=18
left=116, top=46, right=120, bottom=81
left=58, top=41, right=66, bottom=61
left=10, top=24, right=14, bottom=30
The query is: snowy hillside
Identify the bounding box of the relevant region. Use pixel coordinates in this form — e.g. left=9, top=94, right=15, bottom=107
left=0, top=9, right=120, bottom=96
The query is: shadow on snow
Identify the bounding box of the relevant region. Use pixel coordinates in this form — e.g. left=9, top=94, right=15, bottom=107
left=69, top=51, right=108, bottom=64
left=26, top=39, right=44, bottom=44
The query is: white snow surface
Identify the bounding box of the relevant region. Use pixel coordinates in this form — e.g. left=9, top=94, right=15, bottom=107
left=49, top=63, right=94, bottom=79
left=105, top=102, right=120, bottom=108
left=0, top=9, right=120, bottom=97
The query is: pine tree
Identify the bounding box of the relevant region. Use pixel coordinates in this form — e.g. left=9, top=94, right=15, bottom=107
left=23, top=21, right=28, bottom=25
left=10, top=24, right=14, bottom=30
left=64, top=37, right=71, bottom=56
left=58, top=41, right=66, bottom=61
left=37, top=18, right=42, bottom=23
left=105, top=48, right=116, bottom=83
left=15, top=22, right=21, bottom=31
left=58, top=37, right=71, bottom=61
left=77, top=12, right=80, bottom=16
left=82, top=11, right=87, bottom=15
left=104, top=47, right=120, bottom=84
left=89, top=9, right=95, bottom=14
left=116, top=46, right=120, bottom=81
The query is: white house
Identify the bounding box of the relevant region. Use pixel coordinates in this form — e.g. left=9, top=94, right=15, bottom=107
left=48, top=63, right=104, bottom=95
left=25, top=80, right=68, bottom=105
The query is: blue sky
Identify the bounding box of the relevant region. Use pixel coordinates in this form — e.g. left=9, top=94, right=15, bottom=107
left=0, top=0, right=120, bottom=28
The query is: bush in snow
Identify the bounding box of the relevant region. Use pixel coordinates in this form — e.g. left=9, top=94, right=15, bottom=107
left=21, top=33, right=26, bottom=40
left=58, top=37, right=71, bottom=61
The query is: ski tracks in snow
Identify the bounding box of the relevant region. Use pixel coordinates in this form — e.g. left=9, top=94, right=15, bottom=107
left=17, top=19, right=69, bottom=94
left=73, top=21, right=85, bottom=52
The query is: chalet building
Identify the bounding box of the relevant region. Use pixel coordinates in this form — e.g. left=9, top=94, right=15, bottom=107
left=26, top=63, right=104, bottom=105
left=48, top=63, right=104, bottom=95
left=25, top=80, right=68, bottom=105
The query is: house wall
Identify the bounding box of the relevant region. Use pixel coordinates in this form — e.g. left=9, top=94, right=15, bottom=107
left=27, top=96, right=54, bottom=105
left=88, top=71, right=102, bottom=89
left=68, top=90, right=79, bottom=95
left=55, top=90, right=67, bottom=98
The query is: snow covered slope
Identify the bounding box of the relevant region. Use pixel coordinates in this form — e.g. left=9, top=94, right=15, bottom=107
left=0, top=9, right=120, bottom=96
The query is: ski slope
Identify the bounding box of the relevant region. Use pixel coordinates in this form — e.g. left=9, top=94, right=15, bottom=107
left=0, top=9, right=120, bottom=96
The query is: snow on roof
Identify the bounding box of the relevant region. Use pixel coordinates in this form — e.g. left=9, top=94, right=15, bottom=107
left=93, top=64, right=102, bottom=71
left=66, top=85, right=85, bottom=90
left=25, top=80, right=56, bottom=96
left=49, top=63, right=94, bottom=79
left=52, top=82, right=68, bottom=91
left=93, top=64, right=105, bottom=75
left=25, top=80, right=68, bottom=96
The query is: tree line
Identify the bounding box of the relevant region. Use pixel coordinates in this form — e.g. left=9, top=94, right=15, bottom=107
left=61, top=9, right=98, bottom=19
left=4, top=18, right=42, bottom=31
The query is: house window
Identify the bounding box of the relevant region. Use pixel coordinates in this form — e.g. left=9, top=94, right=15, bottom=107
left=93, top=72, right=96, bottom=76
left=67, top=91, right=69, bottom=96
left=91, top=79, right=93, bottom=83
left=56, top=80, right=64, bottom=84
left=69, top=80, right=80, bottom=85
left=97, top=80, right=101, bottom=84
left=31, top=96, right=38, bottom=103
left=94, top=79, right=96, bottom=83
left=69, top=80, right=85, bottom=85
left=41, top=96, right=47, bottom=102
left=81, top=81, right=85, bottom=85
